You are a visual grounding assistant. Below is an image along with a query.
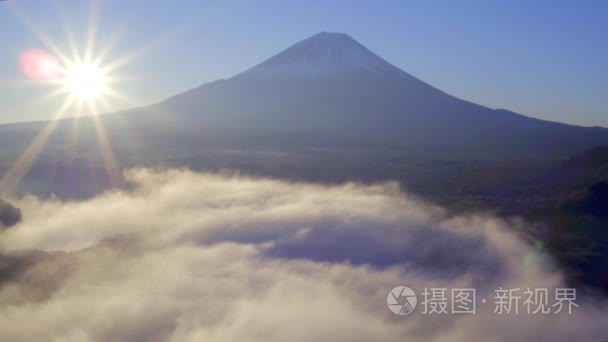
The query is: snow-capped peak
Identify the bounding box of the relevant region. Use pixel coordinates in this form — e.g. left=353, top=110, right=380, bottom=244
left=234, top=32, right=405, bottom=79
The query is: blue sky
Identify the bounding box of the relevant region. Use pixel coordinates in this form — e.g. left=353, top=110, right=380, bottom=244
left=0, top=0, right=606, bottom=126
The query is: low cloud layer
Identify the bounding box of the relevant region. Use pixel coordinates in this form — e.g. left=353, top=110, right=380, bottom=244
left=0, top=168, right=606, bottom=341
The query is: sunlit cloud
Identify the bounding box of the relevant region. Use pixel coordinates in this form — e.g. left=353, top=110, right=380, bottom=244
left=0, top=169, right=607, bottom=341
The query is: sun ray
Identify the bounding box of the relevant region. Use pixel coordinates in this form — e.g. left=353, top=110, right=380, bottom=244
left=8, top=87, right=72, bottom=119
left=84, top=0, right=100, bottom=64
left=54, top=1, right=81, bottom=64
left=65, top=107, right=81, bottom=160
left=88, top=101, right=121, bottom=186
left=0, top=78, right=43, bottom=88
left=101, top=34, right=173, bottom=74
left=105, top=89, right=175, bottom=122
left=0, top=95, right=76, bottom=194
left=94, top=1, right=199, bottom=72
left=6, top=3, right=72, bottom=67
left=103, top=88, right=140, bottom=108
left=36, top=86, right=71, bottom=103
left=92, top=22, right=128, bottom=67
left=96, top=97, right=145, bottom=165
left=98, top=15, right=199, bottom=75
left=104, top=89, right=184, bottom=135
left=1, top=0, right=209, bottom=196
left=100, top=0, right=238, bottom=75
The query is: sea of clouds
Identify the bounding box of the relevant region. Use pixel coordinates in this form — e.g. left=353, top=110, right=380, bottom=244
left=0, top=168, right=606, bottom=341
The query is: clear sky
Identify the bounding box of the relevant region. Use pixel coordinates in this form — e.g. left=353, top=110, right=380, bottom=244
left=0, top=0, right=606, bottom=126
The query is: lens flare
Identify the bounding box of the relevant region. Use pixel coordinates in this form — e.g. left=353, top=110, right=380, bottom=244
left=19, top=48, right=62, bottom=81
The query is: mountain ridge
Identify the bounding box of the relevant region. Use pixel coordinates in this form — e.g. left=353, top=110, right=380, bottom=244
left=234, top=32, right=409, bottom=80
left=150, top=32, right=608, bottom=156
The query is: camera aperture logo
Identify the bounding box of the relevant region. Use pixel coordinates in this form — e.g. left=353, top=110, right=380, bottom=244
left=387, top=286, right=417, bottom=315
left=387, top=285, right=579, bottom=316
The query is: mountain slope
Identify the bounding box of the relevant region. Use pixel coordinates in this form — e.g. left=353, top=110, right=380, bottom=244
left=153, top=32, right=608, bottom=155
left=233, top=32, right=407, bottom=79
left=0, top=31, right=606, bottom=163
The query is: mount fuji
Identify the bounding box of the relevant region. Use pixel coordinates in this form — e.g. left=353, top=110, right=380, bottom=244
left=142, top=31, right=608, bottom=156
left=0, top=31, right=607, bottom=173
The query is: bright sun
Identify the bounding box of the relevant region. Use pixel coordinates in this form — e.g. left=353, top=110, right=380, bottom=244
left=63, top=63, right=108, bottom=99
